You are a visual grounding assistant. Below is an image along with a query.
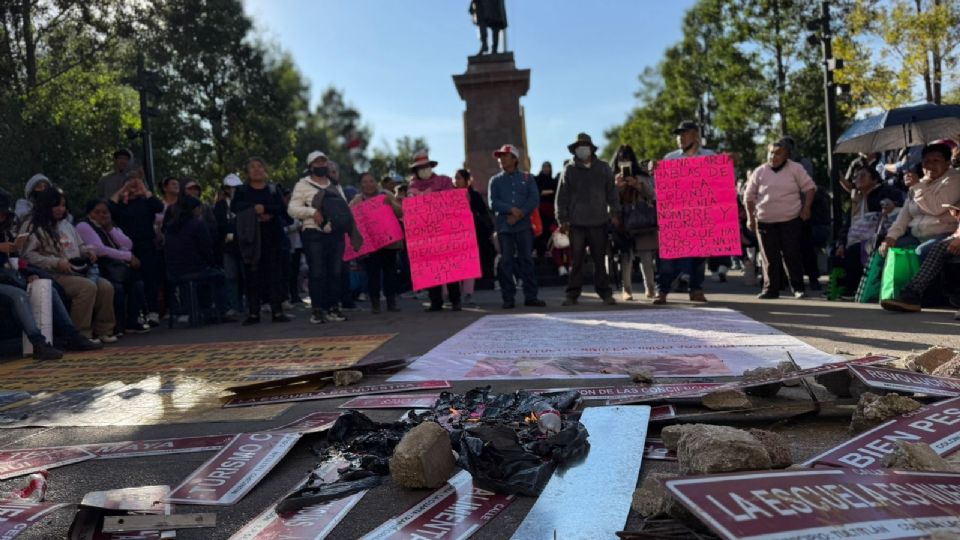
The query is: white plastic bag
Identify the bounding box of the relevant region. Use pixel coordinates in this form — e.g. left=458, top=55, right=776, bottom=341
left=551, top=230, right=570, bottom=249
left=22, top=278, right=53, bottom=357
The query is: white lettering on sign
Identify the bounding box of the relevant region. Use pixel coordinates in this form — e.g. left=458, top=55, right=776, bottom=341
left=188, top=445, right=263, bottom=493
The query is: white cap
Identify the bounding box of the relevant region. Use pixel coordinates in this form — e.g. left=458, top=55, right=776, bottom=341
left=222, top=173, right=242, bottom=187
left=306, top=150, right=328, bottom=166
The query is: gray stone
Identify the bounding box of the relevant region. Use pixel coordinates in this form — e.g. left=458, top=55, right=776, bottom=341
left=748, top=429, right=793, bottom=468
left=631, top=473, right=678, bottom=518
left=333, top=370, right=363, bottom=387
left=701, top=389, right=752, bottom=410
left=815, top=369, right=854, bottom=398
left=931, top=357, right=960, bottom=379
left=913, top=347, right=959, bottom=374
left=850, top=392, right=923, bottom=434
left=741, top=367, right=783, bottom=397
left=660, top=425, right=687, bottom=452
left=389, top=422, right=455, bottom=488
left=677, top=425, right=772, bottom=474
left=776, top=360, right=801, bottom=387
left=882, top=441, right=957, bottom=472
left=629, top=368, right=655, bottom=384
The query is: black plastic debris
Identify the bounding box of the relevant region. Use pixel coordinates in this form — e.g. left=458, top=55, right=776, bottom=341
left=276, top=475, right=381, bottom=514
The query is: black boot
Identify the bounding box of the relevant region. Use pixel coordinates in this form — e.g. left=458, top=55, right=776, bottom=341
left=371, top=296, right=381, bottom=314
left=31, top=339, right=63, bottom=360
left=386, top=296, right=400, bottom=312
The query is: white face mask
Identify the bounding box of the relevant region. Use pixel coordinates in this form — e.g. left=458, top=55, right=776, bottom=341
left=575, top=146, right=592, bottom=161
left=417, top=167, right=433, bottom=180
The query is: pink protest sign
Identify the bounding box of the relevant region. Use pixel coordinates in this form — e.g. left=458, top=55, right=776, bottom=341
left=343, top=195, right=404, bottom=261
left=654, top=154, right=741, bottom=259
left=402, top=190, right=481, bottom=290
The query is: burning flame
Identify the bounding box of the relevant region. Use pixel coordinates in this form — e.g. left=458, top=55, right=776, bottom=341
left=524, top=411, right=539, bottom=425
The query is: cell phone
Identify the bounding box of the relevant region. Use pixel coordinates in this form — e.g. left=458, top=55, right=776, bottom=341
left=621, top=165, right=632, bottom=178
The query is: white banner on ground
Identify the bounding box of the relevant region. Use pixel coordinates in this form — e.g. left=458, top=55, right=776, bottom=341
left=390, top=308, right=837, bottom=381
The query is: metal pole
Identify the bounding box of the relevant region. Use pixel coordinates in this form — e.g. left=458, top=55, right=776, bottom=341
left=820, top=1, right=842, bottom=241
left=137, top=53, right=156, bottom=193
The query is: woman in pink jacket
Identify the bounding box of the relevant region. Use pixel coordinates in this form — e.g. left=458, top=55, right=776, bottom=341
left=76, top=199, right=149, bottom=335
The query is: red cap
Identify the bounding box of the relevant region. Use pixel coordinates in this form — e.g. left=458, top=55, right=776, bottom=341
left=493, top=144, right=520, bottom=159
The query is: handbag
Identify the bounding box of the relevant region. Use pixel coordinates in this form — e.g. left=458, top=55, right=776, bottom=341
left=531, top=208, right=543, bottom=237
left=550, top=230, right=570, bottom=249
left=879, top=247, right=920, bottom=302
left=623, top=202, right=658, bottom=233
left=99, top=257, right=132, bottom=284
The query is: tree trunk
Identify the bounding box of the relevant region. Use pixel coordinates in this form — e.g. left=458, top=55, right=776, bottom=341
left=915, top=0, right=934, bottom=103
left=21, top=0, right=42, bottom=172
left=774, top=0, right=788, bottom=134
left=932, top=0, right=943, bottom=104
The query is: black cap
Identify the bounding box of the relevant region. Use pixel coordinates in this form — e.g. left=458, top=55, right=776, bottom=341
left=673, top=121, right=700, bottom=135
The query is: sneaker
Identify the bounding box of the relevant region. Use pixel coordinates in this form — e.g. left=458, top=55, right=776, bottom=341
left=502, top=299, right=516, bottom=309
left=97, top=334, right=119, bottom=344
left=793, top=291, right=807, bottom=299
left=757, top=291, right=780, bottom=299
left=602, top=296, right=617, bottom=306
left=62, top=335, right=102, bottom=351
left=357, top=293, right=369, bottom=302
left=146, top=312, right=160, bottom=327
left=326, top=309, right=347, bottom=322
left=31, top=341, right=63, bottom=360
left=880, top=298, right=921, bottom=312
left=561, top=296, right=578, bottom=306
left=652, top=293, right=668, bottom=305
left=718, top=273, right=727, bottom=283
left=622, top=292, right=634, bottom=302
left=524, top=298, right=546, bottom=307
left=425, top=304, right=444, bottom=312
left=451, top=302, right=463, bottom=312
left=282, top=301, right=293, bottom=310
left=558, top=266, right=568, bottom=277
left=126, top=323, right=151, bottom=334
left=689, top=290, right=708, bottom=302
left=309, top=310, right=325, bottom=324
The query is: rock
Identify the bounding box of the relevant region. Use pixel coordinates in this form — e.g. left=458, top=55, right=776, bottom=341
left=631, top=473, right=678, bottom=517
left=882, top=441, right=957, bottom=472
left=931, top=357, right=960, bottom=379
left=849, top=392, right=923, bottom=434
left=748, top=429, right=793, bottom=468
left=333, top=370, right=363, bottom=387
left=677, top=424, right=772, bottom=474
left=701, top=389, right=752, bottom=410
left=913, top=346, right=959, bottom=374
left=776, top=360, right=801, bottom=387
left=815, top=369, right=854, bottom=398
left=740, top=367, right=783, bottom=397
left=629, top=368, right=655, bottom=384
left=389, top=422, right=455, bottom=488
left=660, top=425, right=687, bottom=452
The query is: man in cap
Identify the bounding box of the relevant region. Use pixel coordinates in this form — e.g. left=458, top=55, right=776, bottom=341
left=288, top=150, right=349, bottom=324
left=556, top=132, right=620, bottom=306
left=95, top=148, right=134, bottom=199
left=214, top=173, right=244, bottom=316
left=489, top=144, right=545, bottom=309
left=655, top=121, right=716, bottom=305
left=407, top=150, right=463, bottom=311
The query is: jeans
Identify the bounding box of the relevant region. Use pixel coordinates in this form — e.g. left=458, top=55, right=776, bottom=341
left=222, top=251, right=243, bottom=312
left=302, top=229, right=344, bottom=311
left=656, top=257, right=706, bottom=295
left=0, top=282, right=80, bottom=342
left=133, top=243, right=161, bottom=313
left=567, top=225, right=612, bottom=299
left=362, top=249, right=399, bottom=300
left=110, top=278, right=145, bottom=330
left=498, top=228, right=538, bottom=301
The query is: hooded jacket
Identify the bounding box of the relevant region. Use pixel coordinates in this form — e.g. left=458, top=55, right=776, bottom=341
left=288, top=175, right=346, bottom=232
left=886, top=168, right=960, bottom=241
left=555, top=158, right=620, bottom=227
left=15, top=174, right=49, bottom=219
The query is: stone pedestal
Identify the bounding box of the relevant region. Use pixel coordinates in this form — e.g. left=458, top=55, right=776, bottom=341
left=453, top=52, right=530, bottom=197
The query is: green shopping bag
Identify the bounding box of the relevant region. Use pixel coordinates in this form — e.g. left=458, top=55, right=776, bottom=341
left=856, top=251, right=885, bottom=303
left=879, top=247, right=920, bottom=302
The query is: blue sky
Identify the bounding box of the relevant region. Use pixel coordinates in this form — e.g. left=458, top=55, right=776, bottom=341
left=242, top=0, right=698, bottom=173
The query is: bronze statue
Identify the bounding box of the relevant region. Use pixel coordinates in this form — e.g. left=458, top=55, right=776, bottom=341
left=470, top=0, right=508, bottom=55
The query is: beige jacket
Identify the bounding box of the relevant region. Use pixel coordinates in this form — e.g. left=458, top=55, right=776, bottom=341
left=287, top=175, right=346, bottom=231
left=886, top=168, right=960, bottom=241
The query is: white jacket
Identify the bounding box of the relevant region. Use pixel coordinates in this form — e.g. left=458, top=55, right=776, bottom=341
left=887, top=168, right=960, bottom=241
left=287, top=176, right=346, bottom=232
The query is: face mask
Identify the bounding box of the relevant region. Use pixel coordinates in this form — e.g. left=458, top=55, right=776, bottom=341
left=311, top=166, right=329, bottom=178
left=575, top=147, right=592, bottom=161
left=417, top=167, right=433, bottom=180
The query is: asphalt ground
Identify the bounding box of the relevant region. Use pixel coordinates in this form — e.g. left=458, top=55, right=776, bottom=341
left=2, top=271, right=959, bottom=539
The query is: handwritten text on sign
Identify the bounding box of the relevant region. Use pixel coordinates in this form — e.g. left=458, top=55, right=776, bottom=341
left=655, top=154, right=741, bottom=259
left=343, top=195, right=404, bottom=261
left=402, top=190, right=481, bottom=290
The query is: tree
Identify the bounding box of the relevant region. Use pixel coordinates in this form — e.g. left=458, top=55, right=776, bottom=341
left=295, top=88, right=372, bottom=186
left=367, top=136, right=429, bottom=180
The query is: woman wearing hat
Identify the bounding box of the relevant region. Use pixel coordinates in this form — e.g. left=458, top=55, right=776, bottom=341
left=407, top=150, right=462, bottom=311
left=215, top=173, right=244, bottom=315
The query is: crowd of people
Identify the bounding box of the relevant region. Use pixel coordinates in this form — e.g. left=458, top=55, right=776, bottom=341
left=2, top=121, right=960, bottom=360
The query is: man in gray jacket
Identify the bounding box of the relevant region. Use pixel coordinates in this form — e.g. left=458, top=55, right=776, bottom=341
left=556, top=132, right=621, bottom=306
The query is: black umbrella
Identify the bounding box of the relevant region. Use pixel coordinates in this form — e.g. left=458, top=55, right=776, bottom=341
left=835, top=103, right=960, bottom=154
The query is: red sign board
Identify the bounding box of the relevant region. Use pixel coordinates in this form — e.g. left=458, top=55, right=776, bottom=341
left=666, top=468, right=960, bottom=540
left=644, top=438, right=676, bottom=461
left=805, top=396, right=960, bottom=469
left=849, top=364, right=960, bottom=397
left=606, top=355, right=895, bottom=405
left=0, top=446, right=95, bottom=479
left=338, top=394, right=440, bottom=410
left=650, top=405, right=677, bottom=422
left=80, top=485, right=171, bottom=512
left=0, top=501, right=69, bottom=539
left=360, top=470, right=514, bottom=540
left=229, top=459, right=364, bottom=540
left=224, top=380, right=452, bottom=408
left=85, top=435, right=233, bottom=459
left=165, top=432, right=301, bottom=505
left=269, top=412, right=342, bottom=434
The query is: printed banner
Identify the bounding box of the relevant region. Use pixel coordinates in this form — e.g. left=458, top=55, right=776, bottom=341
left=343, top=195, right=404, bottom=261
left=804, top=396, right=960, bottom=469
left=529, top=383, right=722, bottom=401
left=338, top=394, right=440, bottom=410
left=0, top=501, right=70, bottom=539
left=360, top=470, right=513, bottom=540
left=165, top=432, right=301, bottom=505
left=225, top=381, right=452, bottom=408
left=655, top=153, right=740, bottom=259
left=0, top=446, right=95, bottom=479
left=392, top=309, right=840, bottom=382
left=666, top=469, right=960, bottom=540
left=848, top=364, right=960, bottom=397
left=402, top=190, right=481, bottom=291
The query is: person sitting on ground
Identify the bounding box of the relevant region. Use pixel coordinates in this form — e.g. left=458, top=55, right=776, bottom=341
left=76, top=199, right=149, bottom=335
left=21, top=189, right=118, bottom=343
left=163, top=195, right=231, bottom=321
left=15, top=173, right=52, bottom=220
left=880, top=142, right=960, bottom=261
left=881, top=204, right=960, bottom=318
